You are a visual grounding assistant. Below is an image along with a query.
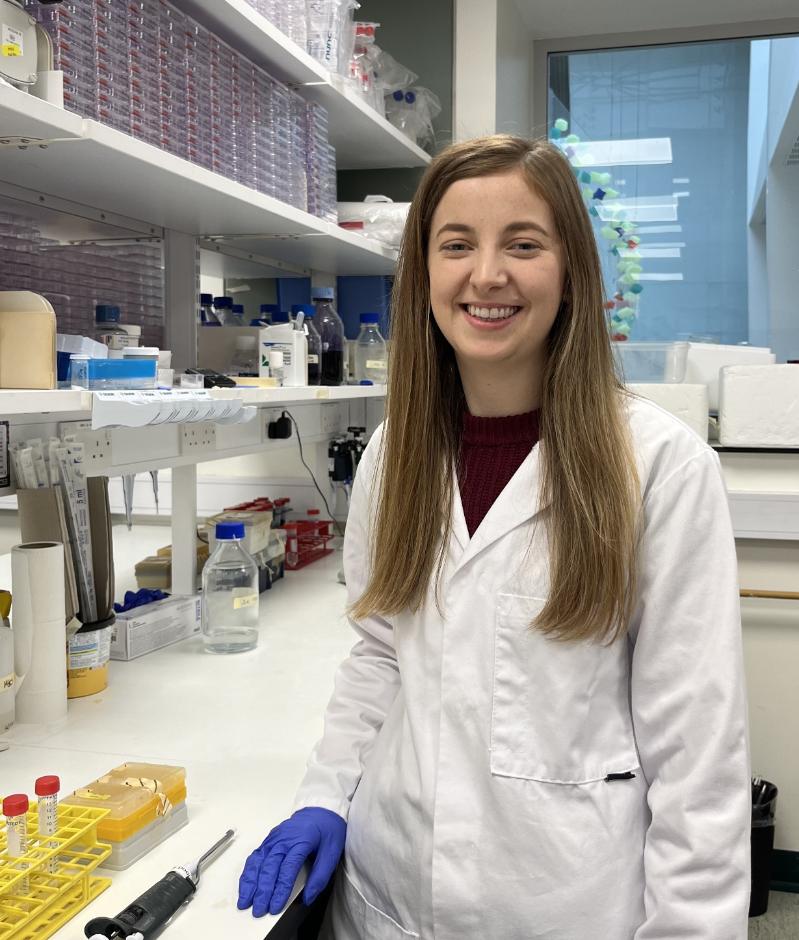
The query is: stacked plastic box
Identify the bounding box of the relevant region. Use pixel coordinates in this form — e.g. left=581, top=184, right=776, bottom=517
left=0, top=211, right=165, bottom=347
left=306, top=103, right=337, bottom=222
left=247, top=0, right=307, bottom=50
left=27, top=0, right=338, bottom=218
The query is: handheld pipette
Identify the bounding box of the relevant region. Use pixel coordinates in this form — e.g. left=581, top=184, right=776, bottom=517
left=84, top=829, right=235, bottom=939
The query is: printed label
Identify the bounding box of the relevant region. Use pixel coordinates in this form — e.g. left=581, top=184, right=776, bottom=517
left=68, top=627, right=112, bottom=670
left=1, top=673, right=14, bottom=692
left=365, top=360, right=386, bottom=370
left=1, top=25, right=23, bottom=57
left=233, top=592, right=258, bottom=610
left=307, top=354, right=319, bottom=364
left=0, top=421, right=8, bottom=488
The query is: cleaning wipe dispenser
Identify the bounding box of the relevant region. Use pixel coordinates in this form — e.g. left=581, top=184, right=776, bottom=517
left=11, top=541, right=68, bottom=725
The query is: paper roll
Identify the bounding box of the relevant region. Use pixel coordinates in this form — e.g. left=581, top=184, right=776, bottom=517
left=11, top=542, right=68, bottom=725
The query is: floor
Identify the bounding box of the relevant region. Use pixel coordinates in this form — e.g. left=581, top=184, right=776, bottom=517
left=2, top=512, right=798, bottom=936
left=749, top=891, right=799, bottom=938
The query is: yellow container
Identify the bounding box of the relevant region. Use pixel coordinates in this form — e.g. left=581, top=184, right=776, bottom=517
left=67, top=621, right=114, bottom=700
left=60, top=763, right=186, bottom=844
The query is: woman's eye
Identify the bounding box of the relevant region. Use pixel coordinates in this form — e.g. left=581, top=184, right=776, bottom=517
left=441, top=242, right=470, bottom=252
left=511, top=242, right=541, bottom=252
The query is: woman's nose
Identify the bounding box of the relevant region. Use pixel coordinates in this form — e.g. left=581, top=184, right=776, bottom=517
left=469, top=250, right=509, bottom=292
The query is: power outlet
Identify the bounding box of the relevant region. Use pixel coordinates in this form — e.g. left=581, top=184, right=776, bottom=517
left=58, top=422, right=112, bottom=467
left=321, top=403, right=347, bottom=435
left=181, top=423, right=217, bottom=451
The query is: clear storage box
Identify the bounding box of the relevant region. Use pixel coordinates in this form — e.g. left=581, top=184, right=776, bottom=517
left=69, top=356, right=157, bottom=389
left=612, top=341, right=689, bottom=384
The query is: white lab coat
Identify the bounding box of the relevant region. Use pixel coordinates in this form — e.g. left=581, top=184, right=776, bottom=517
left=294, top=395, right=751, bottom=940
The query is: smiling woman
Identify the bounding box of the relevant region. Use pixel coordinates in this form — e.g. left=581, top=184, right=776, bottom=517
left=239, top=135, right=751, bottom=940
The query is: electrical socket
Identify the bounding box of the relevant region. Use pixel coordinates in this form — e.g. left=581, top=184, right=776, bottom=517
left=181, top=423, right=217, bottom=451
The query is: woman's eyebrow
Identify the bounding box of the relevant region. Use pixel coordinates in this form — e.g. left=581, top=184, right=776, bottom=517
left=434, top=221, right=550, bottom=239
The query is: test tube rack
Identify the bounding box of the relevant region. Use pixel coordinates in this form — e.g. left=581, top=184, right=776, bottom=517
left=0, top=803, right=112, bottom=939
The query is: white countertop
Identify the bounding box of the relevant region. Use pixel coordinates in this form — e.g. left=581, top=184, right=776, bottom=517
left=0, top=532, right=354, bottom=939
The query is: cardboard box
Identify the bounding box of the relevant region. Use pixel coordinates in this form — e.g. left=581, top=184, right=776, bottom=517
left=111, top=595, right=201, bottom=661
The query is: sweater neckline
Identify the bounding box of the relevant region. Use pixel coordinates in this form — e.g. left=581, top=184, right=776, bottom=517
left=461, top=409, right=540, bottom=446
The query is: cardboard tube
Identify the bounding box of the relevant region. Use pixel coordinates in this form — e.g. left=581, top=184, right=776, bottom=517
left=12, top=542, right=67, bottom=725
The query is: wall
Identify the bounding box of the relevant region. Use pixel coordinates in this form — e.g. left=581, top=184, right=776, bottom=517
left=495, top=0, right=534, bottom=137
left=335, top=0, right=454, bottom=202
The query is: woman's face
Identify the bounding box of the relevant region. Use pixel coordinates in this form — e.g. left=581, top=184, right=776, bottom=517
left=427, top=169, right=565, bottom=382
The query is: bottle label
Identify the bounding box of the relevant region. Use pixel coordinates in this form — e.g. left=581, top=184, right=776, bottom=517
left=233, top=592, right=258, bottom=610
left=366, top=360, right=387, bottom=369
left=1, top=672, right=13, bottom=691
left=308, top=354, right=319, bottom=364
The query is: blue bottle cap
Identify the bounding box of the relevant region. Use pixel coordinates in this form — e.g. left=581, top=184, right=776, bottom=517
left=260, top=303, right=279, bottom=314
left=295, top=304, right=315, bottom=318
left=405, top=91, right=416, bottom=104
left=95, top=304, right=121, bottom=322
left=311, top=287, right=335, bottom=301
left=200, top=293, right=213, bottom=305
left=359, top=379, right=374, bottom=385
left=249, top=318, right=267, bottom=326
left=360, top=312, right=380, bottom=324
left=392, top=90, right=404, bottom=101
left=271, top=311, right=290, bottom=323
left=216, top=521, right=245, bottom=540
left=232, top=304, right=244, bottom=314
left=213, top=296, right=233, bottom=309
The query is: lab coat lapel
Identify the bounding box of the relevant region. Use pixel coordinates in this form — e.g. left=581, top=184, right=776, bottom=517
left=452, top=443, right=546, bottom=575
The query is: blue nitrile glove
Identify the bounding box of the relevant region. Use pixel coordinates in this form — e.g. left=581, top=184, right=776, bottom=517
left=237, top=807, right=346, bottom=917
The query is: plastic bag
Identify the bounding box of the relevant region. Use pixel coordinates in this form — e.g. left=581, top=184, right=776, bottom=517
left=384, top=86, right=441, bottom=149
left=337, top=196, right=411, bottom=248
left=307, top=0, right=359, bottom=74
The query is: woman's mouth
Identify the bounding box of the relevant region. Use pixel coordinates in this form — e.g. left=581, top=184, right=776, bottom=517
left=460, top=303, right=522, bottom=322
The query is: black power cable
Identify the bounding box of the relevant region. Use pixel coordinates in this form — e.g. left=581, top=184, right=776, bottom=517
left=282, top=410, right=344, bottom=537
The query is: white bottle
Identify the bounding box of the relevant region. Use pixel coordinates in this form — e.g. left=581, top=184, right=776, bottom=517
left=354, top=312, right=388, bottom=384
left=202, top=522, right=259, bottom=654
left=258, top=323, right=308, bottom=386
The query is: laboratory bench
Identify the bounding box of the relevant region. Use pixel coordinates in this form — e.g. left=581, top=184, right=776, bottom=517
left=0, top=546, right=355, bottom=939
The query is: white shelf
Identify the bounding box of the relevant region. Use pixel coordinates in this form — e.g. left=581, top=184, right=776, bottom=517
left=0, top=86, right=397, bottom=275
left=0, top=385, right=384, bottom=419
left=171, top=0, right=432, bottom=170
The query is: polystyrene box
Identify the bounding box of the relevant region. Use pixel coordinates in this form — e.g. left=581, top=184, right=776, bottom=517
left=628, top=384, right=709, bottom=441
left=685, top=343, right=775, bottom=411
left=718, top=365, right=799, bottom=447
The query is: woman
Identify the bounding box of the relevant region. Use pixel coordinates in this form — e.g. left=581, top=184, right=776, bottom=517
left=238, top=135, right=751, bottom=939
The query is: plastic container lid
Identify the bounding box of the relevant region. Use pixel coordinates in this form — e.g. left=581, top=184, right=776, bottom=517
left=360, top=312, right=380, bottom=324
left=232, top=304, right=244, bottom=314
left=60, top=762, right=186, bottom=842
left=216, top=521, right=245, bottom=540
left=268, top=350, right=284, bottom=368
left=95, top=304, right=121, bottom=322
left=200, top=293, right=213, bottom=305
left=2, top=793, right=29, bottom=816
left=308, top=508, right=320, bottom=516
left=311, top=287, right=335, bottom=300
left=213, top=296, right=233, bottom=309
left=122, top=346, right=159, bottom=358
left=392, top=90, right=404, bottom=101
left=271, top=311, right=290, bottom=323
left=35, top=775, right=60, bottom=797
left=118, top=324, right=142, bottom=337
left=405, top=91, right=416, bottom=103
left=260, top=303, right=279, bottom=314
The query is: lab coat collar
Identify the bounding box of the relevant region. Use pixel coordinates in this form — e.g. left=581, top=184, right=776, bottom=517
left=451, top=443, right=546, bottom=574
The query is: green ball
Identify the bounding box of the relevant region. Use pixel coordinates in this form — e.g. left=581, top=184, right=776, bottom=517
left=554, top=118, right=568, bottom=132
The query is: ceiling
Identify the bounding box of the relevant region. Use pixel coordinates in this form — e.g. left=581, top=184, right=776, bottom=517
left=511, top=0, right=799, bottom=39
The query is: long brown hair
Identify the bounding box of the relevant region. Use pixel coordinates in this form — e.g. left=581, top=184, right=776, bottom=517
left=351, top=135, right=640, bottom=644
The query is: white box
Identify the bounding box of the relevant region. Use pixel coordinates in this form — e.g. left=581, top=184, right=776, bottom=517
left=685, top=344, right=775, bottom=411
left=718, top=365, right=799, bottom=447
left=628, top=383, right=709, bottom=441
left=111, top=595, right=201, bottom=661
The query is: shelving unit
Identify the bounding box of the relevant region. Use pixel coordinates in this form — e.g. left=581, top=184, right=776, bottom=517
left=171, top=0, right=432, bottom=170
left=0, top=87, right=397, bottom=275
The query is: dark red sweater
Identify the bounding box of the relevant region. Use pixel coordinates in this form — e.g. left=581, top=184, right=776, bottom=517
left=457, top=410, right=541, bottom=537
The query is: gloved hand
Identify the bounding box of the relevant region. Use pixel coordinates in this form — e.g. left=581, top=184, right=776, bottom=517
left=237, top=807, right=346, bottom=917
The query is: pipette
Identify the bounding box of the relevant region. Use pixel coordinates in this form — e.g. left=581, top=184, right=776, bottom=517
left=84, top=829, right=235, bottom=939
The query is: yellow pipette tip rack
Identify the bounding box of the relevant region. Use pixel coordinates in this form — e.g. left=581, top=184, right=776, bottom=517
left=0, top=802, right=111, bottom=939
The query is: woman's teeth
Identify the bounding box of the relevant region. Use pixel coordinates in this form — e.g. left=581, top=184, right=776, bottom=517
left=465, top=304, right=520, bottom=321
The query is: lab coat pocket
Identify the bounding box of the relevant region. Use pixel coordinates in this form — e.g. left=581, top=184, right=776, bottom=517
left=325, top=865, right=421, bottom=939
left=490, top=593, right=639, bottom=784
